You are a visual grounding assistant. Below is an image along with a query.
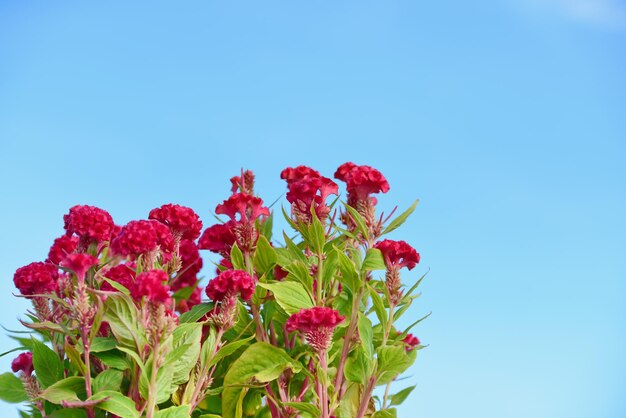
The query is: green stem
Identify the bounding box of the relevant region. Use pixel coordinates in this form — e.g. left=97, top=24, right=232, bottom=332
left=145, top=340, right=160, bottom=418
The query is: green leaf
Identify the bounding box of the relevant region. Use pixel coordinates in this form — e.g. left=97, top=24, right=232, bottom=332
left=93, top=349, right=131, bottom=370
left=154, top=405, right=191, bottom=418
left=93, top=369, right=123, bottom=393
left=336, top=383, right=360, bottom=418
left=89, top=337, right=118, bottom=353
left=368, top=288, right=387, bottom=332
left=389, top=385, right=416, bottom=406
left=89, top=391, right=139, bottom=418
left=230, top=244, right=245, bottom=271
left=402, top=269, right=430, bottom=302
left=357, top=313, right=374, bottom=359
left=307, top=210, right=326, bottom=254
left=38, top=376, right=84, bottom=404
left=372, top=408, right=397, bottom=418
left=281, top=232, right=307, bottom=263
left=260, top=211, right=274, bottom=240
left=282, top=402, right=320, bottom=417
left=344, top=204, right=369, bottom=240
left=362, top=248, right=386, bottom=272
left=31, top=338, right=63, bottom=389
left=257, top=282, right=314, bottom=315
left=170, top=323, right=202, bottom=384
left=222, top=343, right=301, bottom=418
left=64, top=341, right=87, bottom=375
left=335, top=247, right=360, bottom=293
left=102, top=293, right=146, bottom=352
left=398, top=312, right=432, bottom=339
left=179, top=302, right=215, bottom=323
left=208, top=335, right=255, bottom=368
left=282, top=260, right=313, bottom=290
left=253, top=235, right=277, bottom=275
left=376, top=346, right=414, bottom=385
left=101, top=278, right=131, bottom=295
left=344, top=347, right=372, bottom=383
left=0, top=372, right=28, bottom=403
left=382, top=200, right=419, bottom=235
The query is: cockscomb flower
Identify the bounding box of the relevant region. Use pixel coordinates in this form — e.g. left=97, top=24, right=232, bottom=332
left=100, top=264, right=136, bottom=292
left=63, top=205, right=115, bottom=244
left=47, top=235, right=78, bottom=265
left=230, top=170, right=255, bottom=194
left=216, top=193, right=270, bottom=223
left=334, top=162, right=390, bottom=204
left=281, top=165, right=338, bottom=223
left=11, top=352, right=33, bottom=376
left=286, top=307, right=344, bottom=352
left=172, top=239, right=203, bottom=290
left=60, top=253, right=99, bottom=282
left=13, top=262, right=59, bottom=296
left=403, top=333, right=421, bottom=352
left=198, top=221, right=237, bottom=257
left=205, top=270, right=255, bottom=302
left=148, top=204, right=203, bottom=241
left=131, top=270, right=172, bottom=305
left=374, top=239, right=420, bottom=271
left=110, top=220, right=175, bottom=259
left=176, top=286, right=202, bottom=313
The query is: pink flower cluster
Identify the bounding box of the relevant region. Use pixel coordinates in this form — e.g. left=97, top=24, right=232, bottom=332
left=148, top=204, right=203, bottom=240
left=47, top=235, right=78, bottom=265
left=60, top=253, right=99, bottom=281
left=13, top=262, right=59, bottom=296
left=281, top=165, right=338, bottom=223
left=286, top=307, right=344, bottom=351
left=63, top=205, right=115, bottom=244
left=334, top=162, right=390, bottom=206
left=205, top=270, right=255, bottom=302
left=374, top=239, right=420, bottom=271
left=11, top=352, right=33, bottom=376
left=110, top=220, right=175, bottom=259
left=403, top=333, right=420, bottom=352
left=230, top=170, right=255, bottom=194
left=131, top=270, right=172, bottom=306
left=100, top=263, right=136, bottom=292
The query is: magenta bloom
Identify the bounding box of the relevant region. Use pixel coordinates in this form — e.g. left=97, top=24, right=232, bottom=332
left=230, top=170, right=255, bottom=194
left=63, top=205, right=115, bottom=243
left=198, top=221, right=237, bottom=256
left=60, top=253, right=99, bottom=281
left=131, top=270, right=171, bottom=305
left=13, top=262, right=59, bottom=296
left=334, top=162, right=390, bottom=204
left=100, top=264, right=136, bottom=292
left=281, top=165, right=338, bottom=222
left=403, top=333, right=420, bottom=352
left=374, top=239, right=420, bottom=271
left=11, top=352, right=33, bottom=376
left=148, top=204, right=203, bottom=241
left=286, top=307, right=344, bottom=351
left=205, top=270, right=255, bottom=302
left=111, top=220, right=175, bottom=258
left=216, top=193, right=269, bottom=223
left=47, top=235, right=78, bottom=265
left=173, top=239, right=203, bottom=290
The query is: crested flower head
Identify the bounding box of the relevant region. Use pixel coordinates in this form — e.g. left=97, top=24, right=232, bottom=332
left=281, top=165, right=338, bottom=223
left=47, top=235, right=78, bottom=265
left=205, top=269, right=255, bottom=302
left=110, top=220, right=175, bottom=259
left=215, top=193, right=269, bottom=223
left=63, top=205, right=115, bottom=243
left=13, top=262, right=59, bottom=296
left=286, top=307, right=344, bottom=352
left=334, top=162, right=390, bottom=204
left=148, top=204, right=203, bottom=240
left=374, top=239, right=420, bottom=271
left=131, top=269, right=171, bottom=305
left=198, top=221, right=237, bottom=257
left=11, top=352, right=33, bottom=376
left=230, top=170, right=256, bottom=194
left=100, top=263, right=136, bottom=292
left=60, top=253, right=99, bottom=281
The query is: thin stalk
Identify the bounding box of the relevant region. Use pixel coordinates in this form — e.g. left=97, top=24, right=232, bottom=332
left=80, top=328, right=94, bottom=418
left=144, top=340, right=160, bottom=418
left=333, top=287, right=364, bottom=400
left=189, top=328, right=224, bottom=410
left=318, top=350, right=329, bottom=418
left=382, top=381, right=392, bottom=409
left=381, top=302, right=396, bottom=346
left=355, top=375, right=376, bottom=418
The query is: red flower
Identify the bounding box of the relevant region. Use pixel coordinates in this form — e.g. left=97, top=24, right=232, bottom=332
left=173, top=239, right=203, bottom=290
left=215, top=258, right=234, bottom=275
left=110, top=220, right=175, bottom=258
left=230, top=170, right=255, bottom=194
left=198, top=221, right=237, bottom=256
left=281, top=165, right=338, bottom=223
left=334, top=163, right=390, bottom=204
left=11, top=352, right=33, bottom=376
left=13, top=262, right=59, bottom=296
left=286, top=307, right=344, bottom=352
left=205, top=270, right=255, bottom=302
left=176, top=286, right=203, bottom=313
left=403, top=333, right=420, bottom=351
left=47, top=235, right=78, bottom=265
left=63, top=205, right=115, bottom=243
left=374, top=239, right=420, bottom=271
left=60, top=253, right=99, bottom=281
left=100, top=264, right=136, bottom=292
left=148, top=204, right=203, bottom=241
left=216, top=193, right=269, bottom=223
left=131, top=270, right=171, bottom=305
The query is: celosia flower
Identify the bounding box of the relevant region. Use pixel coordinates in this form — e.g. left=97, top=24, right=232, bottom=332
left=374, top=240, right=420, bottom=271
left=60, top=253, right=99, bottom=281
left=286, top=307, right=344, bottom=352
left=176, top=286, right=202, bottom=313
left=334, top=162, right=390, bottom=204
left=11, top=352, right=33, bottom=376
left=148, top=204, right=203, bottom=241
left=281, top=165, right=338, bottom=223
left=198, top=221, right=237, bottom=257
left=13, top=262, right=59, bottom=296
left=215, top=193, right=269, bottom=223
left=174, top=239, right=203, bottom=288
left=215, top=258, right=234, bottom=275
left=131, top=270, right=171, bottom=305
left=63, top=205, right=115, bottom=243
left=100, top=264, right=136, bottom=292
left=110, top=220, right=175, bottom=259
left=230, top=170, right=255, bottom=194
left=403, top=333, right=420, bottom=351
left=47, top=235, right=78, bottom=265
left=205, top=270, right=255, bottom=302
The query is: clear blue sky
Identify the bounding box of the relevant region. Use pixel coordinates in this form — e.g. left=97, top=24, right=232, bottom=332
left=1, top=1, right=625, bottom=417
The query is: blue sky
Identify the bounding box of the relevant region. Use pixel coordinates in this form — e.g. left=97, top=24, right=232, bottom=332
left=1, top=1, right=625, bottom=417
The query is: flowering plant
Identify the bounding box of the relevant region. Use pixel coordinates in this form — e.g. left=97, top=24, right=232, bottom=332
left=0, top=163, right=428, bottom=418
